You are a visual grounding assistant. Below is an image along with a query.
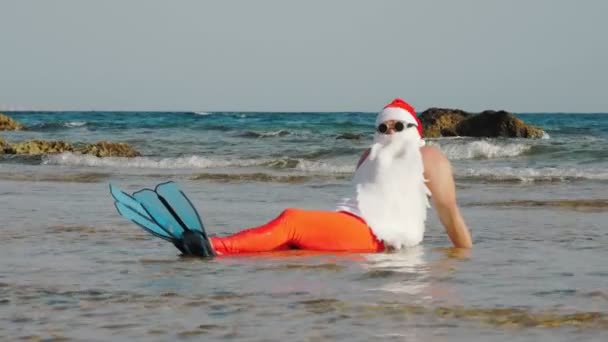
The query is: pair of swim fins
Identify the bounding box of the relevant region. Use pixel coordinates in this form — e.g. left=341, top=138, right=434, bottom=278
left=109, top=181, right=215, bottom=257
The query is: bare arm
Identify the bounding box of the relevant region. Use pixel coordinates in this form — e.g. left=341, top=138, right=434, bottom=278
left=421, top=146, right=473, bottom=248
left=356, top=148, right=371, bottom=169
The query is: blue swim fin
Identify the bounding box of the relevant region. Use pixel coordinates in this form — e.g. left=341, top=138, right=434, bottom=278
left=109, top=182, right=215, bottom=257
left=155, top=181, right=205, bottom=234
left=132, top=188, right=187, bottom=239
left=114, top=201, right=174, bottom=242
left=110, top=184, right=174, bottom=241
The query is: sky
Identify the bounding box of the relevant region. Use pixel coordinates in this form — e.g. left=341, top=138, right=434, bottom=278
left=0, top=0, right=607, bottom=112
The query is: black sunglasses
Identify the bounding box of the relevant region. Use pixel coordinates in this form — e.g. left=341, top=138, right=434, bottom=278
left=377, top=121, right=417, bottom=134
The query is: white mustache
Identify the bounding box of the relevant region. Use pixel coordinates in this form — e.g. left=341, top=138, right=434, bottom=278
left=370, top=129, right=423, bottom=162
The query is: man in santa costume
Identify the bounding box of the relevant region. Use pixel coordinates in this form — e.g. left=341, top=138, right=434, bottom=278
left=111, top=98, right=473, bottom=257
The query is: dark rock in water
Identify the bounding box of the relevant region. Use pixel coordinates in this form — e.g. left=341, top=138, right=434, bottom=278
left=0, top=136, right=13, bottom=154
left=336, top=133, right=363, bottom=140
left=238, top=130, right=290, bottom=138
left=79, top=141, right=141, bottom=157
left=418, top=108, right=544, bottom=138
left=10, top=140, right=74, bottom=155
left=0, top=113, right=25, bottom=131
left=456, top=110, right=545, bottom=138
left=419, top=108, right=471, bottom=138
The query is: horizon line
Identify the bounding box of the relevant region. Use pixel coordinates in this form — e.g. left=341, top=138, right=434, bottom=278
left=2, top=108, right=608, bottom=115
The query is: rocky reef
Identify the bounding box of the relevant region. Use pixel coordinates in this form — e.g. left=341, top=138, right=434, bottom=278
left=0, top=113, right=25, bottom=131
left=335, top=133, right=363, bottom=140
left=419, top=108, right=544, bottom=138
left=11, top=140, right=75, bottom=155
left=79, top=141, right=141, bottom=158
left=0, top=136, right=12, bottom=154
left=1, top=139, right=141, bottom=157
left=0, top=114, right=140, bottom=157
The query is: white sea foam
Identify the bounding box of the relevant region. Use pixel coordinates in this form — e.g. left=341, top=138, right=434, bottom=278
left=41, top=152, right=355, bottom=174
left=295, top=159, right=355, bottom=174
left=458, top=167, right=608, bottom=182
left=64, top=121, right=87, bottom=127
left=42, top=153, right=261, bottom=169
left=431, top=140, right=531, bottom=160
left=193, top=111, right=211, bottom=116
left=38, top=153, right=608, bottom=183
left=239, top=130, right=290, bottom=138
left=257, top=130, right=290, bottom=137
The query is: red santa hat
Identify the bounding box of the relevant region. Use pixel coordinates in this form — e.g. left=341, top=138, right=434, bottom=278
left=376, top=98, right=423, bottom=138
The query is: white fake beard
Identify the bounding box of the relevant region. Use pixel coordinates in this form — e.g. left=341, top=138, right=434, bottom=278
left=353, top=129, right=430, bottom=249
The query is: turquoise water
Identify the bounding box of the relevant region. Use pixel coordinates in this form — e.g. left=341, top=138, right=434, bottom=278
left=3, top=111, right=608, bottom=182
left=1, top=111, right=607, bottom=341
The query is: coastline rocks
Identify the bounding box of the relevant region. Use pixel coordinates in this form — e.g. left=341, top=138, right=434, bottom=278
left=419, top=108, right=544, bottom=138
left=419, top=108, right=471, bottom=137
left=456, top=110, right=545, bottom=138
left=1, top=138, right=140, bottom=157
left=0, top=136, right=14, bottom=154
left=0, top=113, right=25, bottom=131
left=336, top=133, right=363, bottom=140
left=0, top=113, right=134, bottom=157
left=79, top=141, right=141, bottom=158
left=11, top=140, right=74, bottom=155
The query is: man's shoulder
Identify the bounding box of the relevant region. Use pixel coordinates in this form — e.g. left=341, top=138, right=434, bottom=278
left=420, top=145, right=450, bottom=168
left=420, top=144, right=446, bottom=159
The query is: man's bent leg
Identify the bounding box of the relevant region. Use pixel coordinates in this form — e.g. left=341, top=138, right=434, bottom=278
left=285, top=209, right=384, bottom=252
left=210, top=209, right=384, bottom=255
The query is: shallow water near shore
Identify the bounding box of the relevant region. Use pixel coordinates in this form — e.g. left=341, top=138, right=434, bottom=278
left=1, top=177, right=607, bottom=341
left=1, top=111, right=607, bottom=341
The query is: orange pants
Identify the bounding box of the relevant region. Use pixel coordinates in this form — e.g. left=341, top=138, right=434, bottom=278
left=210, top=208, right=384, bottom=255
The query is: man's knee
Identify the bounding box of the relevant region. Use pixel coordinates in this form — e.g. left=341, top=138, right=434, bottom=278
left=280, top=208, right=305, bottom=219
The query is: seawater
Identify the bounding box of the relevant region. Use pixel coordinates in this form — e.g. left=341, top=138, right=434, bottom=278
left=0, top=112, right=607, bottom=341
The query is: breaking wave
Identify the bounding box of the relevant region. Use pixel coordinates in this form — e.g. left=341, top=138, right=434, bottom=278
left=431, top=140, right=532, bottom=160
left=41, top=153, right=355, bottom=174
left=457, top=167, right=608, bottom=183
left=190, top=172, right=349, bottom=183
left=64, top=121, right=87, bottom=127
left=236, top=130, right=291, bottom=138
left=36, top=153, right=608, bottom=184
left=42, top=153, right=260, bottom=169
left=29, top=121, right=88, bottom=130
